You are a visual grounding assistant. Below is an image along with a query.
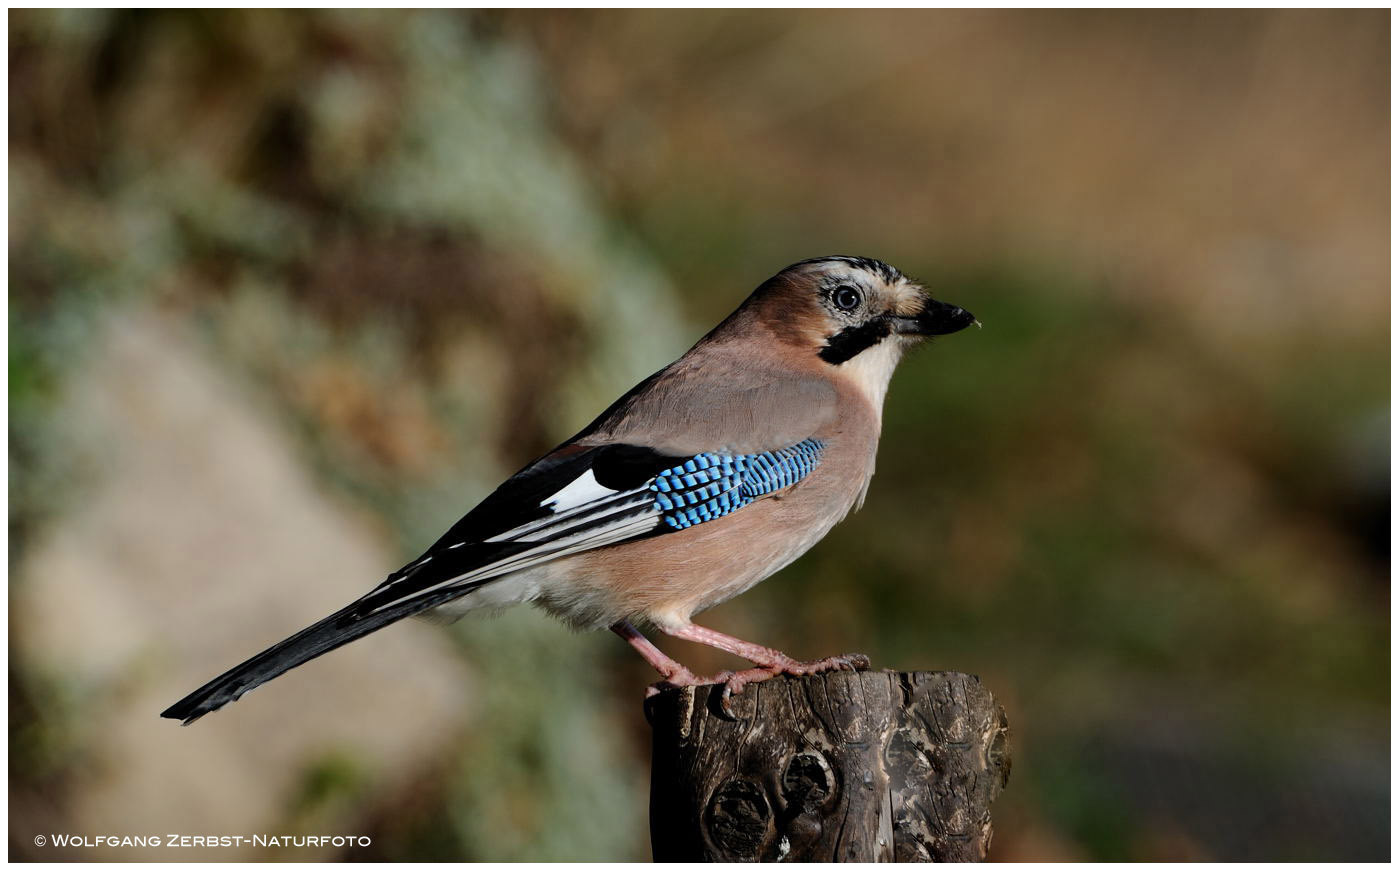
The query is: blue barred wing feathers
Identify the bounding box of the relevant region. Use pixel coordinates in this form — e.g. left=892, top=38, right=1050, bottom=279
left=652, top=440, right=826, bottom=530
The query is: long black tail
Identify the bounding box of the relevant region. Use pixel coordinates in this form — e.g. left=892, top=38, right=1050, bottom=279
left=160, top=586, right=472, bottom=725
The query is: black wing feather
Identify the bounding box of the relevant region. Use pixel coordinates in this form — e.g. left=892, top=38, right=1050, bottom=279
left=427, top=444, right=675, bottom=549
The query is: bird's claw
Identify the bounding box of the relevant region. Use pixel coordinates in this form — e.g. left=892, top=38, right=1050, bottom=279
left=714, top=668, right=767, bottom=719
left=645, top=666, right=777, bottom=720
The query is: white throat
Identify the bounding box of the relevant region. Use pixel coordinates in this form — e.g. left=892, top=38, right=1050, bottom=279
left=837, top=337, right=909, bottom=418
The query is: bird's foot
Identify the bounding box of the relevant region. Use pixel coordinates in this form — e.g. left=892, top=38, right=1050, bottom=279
left=777, top=651, right=873, bottom=677
left=645, top=666, right=776, bottom=719
left=713, top=652, right=872, bottom=716
left=642, top=653, right=872, bottom=716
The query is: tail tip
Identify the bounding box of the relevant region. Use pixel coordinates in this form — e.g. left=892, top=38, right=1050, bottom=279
left=160, top=704, right=201, bottom=726
left=160, top=696, right=218, bottom=726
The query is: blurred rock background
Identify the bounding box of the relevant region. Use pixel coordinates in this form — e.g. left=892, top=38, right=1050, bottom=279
left=9, top=9, right=1388, bottom=861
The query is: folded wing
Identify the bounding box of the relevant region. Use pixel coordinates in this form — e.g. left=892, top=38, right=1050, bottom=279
left=161, top=438, right=826, bottom=723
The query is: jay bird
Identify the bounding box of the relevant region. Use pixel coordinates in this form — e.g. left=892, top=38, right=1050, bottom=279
left=162, top=256, right=975, bottom=724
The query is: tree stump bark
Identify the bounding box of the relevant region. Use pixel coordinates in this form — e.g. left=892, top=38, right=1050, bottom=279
left=645, top=670, right=1010, bottom=862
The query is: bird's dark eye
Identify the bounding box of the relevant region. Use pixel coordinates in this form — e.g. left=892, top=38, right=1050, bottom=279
left=832, top=285, right=861, bottom=312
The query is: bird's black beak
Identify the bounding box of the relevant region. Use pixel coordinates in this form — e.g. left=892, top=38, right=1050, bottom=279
left=894, top=297, right=977, bottom=336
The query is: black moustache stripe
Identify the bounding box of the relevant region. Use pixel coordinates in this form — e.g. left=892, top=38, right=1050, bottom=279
left=819, top=319, right=891, bottom=365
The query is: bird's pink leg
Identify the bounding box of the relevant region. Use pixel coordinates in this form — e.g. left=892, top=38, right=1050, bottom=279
left=611, top=622, right=701, bottom=695
left=662, top=623, right=799, bottom=668
left=661, top=623, right=870, bottom=700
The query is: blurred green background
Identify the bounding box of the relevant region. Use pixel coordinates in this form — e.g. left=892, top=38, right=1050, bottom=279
left=9, top=9, right=1388, bottom=862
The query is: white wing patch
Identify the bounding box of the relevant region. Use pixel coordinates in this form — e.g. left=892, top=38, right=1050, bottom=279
left=543, top=468, right=617, bottom=512
left=483, top=469, right=656, bottom=545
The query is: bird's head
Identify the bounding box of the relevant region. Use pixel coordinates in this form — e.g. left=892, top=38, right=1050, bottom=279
left=744, top=255, right=976, bottom=403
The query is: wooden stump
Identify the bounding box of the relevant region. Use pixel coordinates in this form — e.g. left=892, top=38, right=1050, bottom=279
left=645, top=670, right=1010, bottom=862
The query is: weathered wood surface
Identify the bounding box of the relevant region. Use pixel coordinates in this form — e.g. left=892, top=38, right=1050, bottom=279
left=646, top=670, right=1010, bottom=862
